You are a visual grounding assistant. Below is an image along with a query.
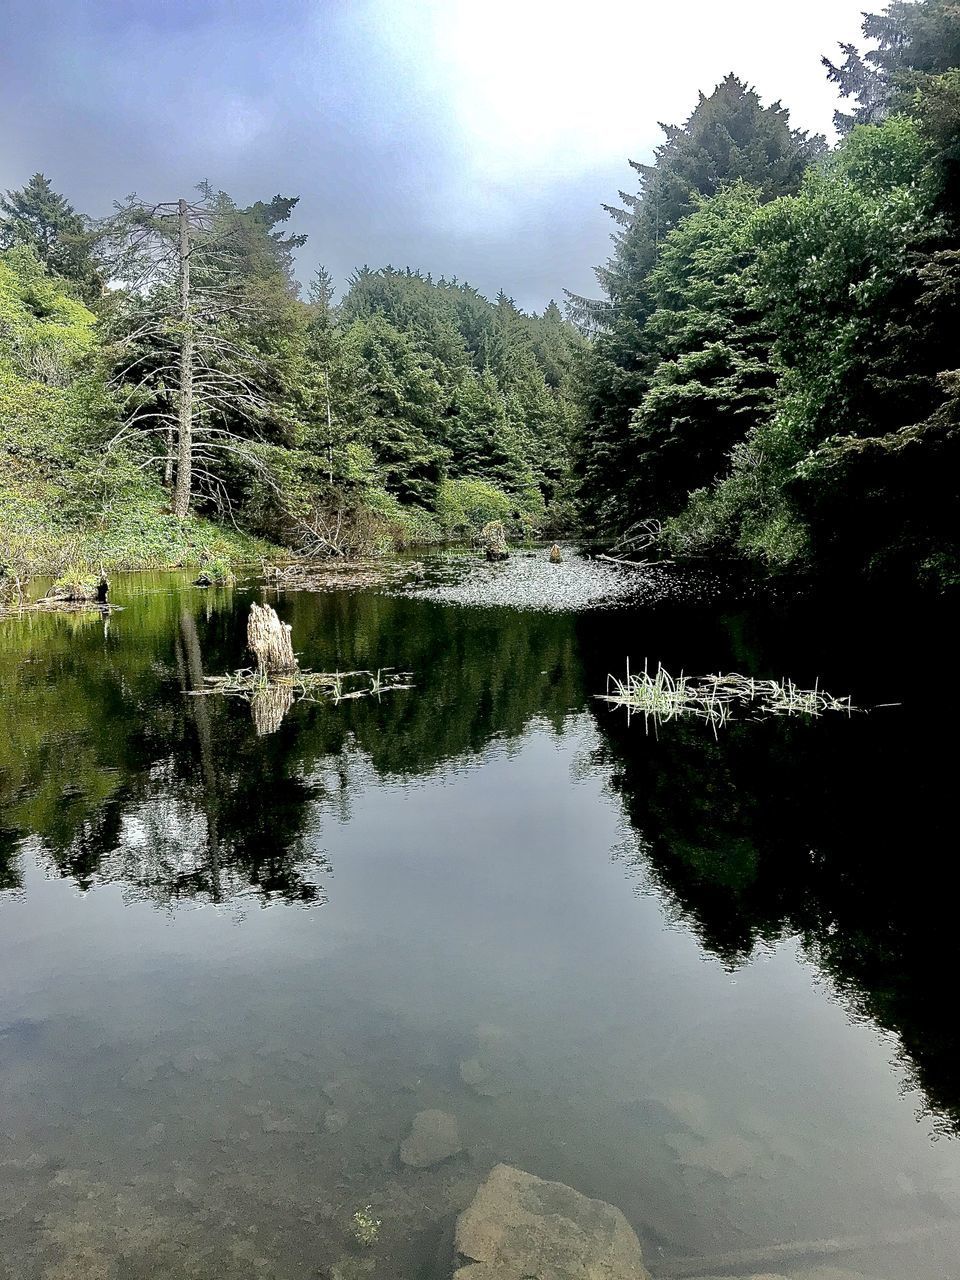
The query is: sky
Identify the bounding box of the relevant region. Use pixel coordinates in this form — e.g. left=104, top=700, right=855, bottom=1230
left=0, top=0, right=872, bottom=312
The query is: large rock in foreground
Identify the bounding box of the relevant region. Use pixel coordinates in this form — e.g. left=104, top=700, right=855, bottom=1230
left=452, top=1163, right=650, bottom=1279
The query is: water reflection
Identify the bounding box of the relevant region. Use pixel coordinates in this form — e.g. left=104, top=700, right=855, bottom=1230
left=0, top=577, right=579, bottom=907
left=0, top=572, right=958, bottom=1276
left=577, top=595, right=960, bottom=1140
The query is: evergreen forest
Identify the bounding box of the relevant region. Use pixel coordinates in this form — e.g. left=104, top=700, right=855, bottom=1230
left=2, top=0, right=958, bottom=592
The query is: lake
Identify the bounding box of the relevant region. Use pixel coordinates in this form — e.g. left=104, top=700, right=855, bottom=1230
left=0, top=555, right=957, bottom=1279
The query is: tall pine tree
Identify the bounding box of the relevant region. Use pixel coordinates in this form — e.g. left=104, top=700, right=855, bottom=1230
left=824, top=0, right=960, bottom=131
left=569, top=76, right=824, bottom=537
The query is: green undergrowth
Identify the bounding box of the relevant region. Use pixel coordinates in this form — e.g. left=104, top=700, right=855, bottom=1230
left=0, top=474, right=275, bottom=576
left=367, top=477, right=552, bottom=552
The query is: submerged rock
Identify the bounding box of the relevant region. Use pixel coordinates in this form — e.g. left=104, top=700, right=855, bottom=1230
left=261, top=1112, right=301, bottom=1134
left=451, top=1163, right=650, bottom=1279
left=458, top=1056, right=510, bottom=1098
left=664, top=1130, right=759, bottom=1179
left=400, top=1108, right=462, bottom=1168
left=323, top=1107, right=349, bottom=1134
left=120, top=1054, right=162, bottom=1089
left=459, top=1057, right=486, bottom=1088
left=329, top=1258, right=375, bottom=1280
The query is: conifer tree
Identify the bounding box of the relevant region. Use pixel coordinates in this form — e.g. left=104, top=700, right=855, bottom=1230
left=571, top=76, right=824, bottom=537
left=824, top=0, right=960, bottom=131
left=628, top=183, right=775, bottom=517
left=309, top=265, right=336, bottom=313
left=0, top=173, right=100, bottom=297
left=104, top=186, right=306, bottom=518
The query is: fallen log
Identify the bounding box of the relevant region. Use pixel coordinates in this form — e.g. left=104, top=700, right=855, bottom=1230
left=658, top=1218, right=956, bottom=1277
left=596, top=553, right=673, bottom=569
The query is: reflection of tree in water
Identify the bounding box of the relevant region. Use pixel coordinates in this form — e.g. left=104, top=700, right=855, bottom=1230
left=0, top=581, right=582, bottom=909
left=4, top=574, right=958, bottom=1137
left=589, top=699, right=960, bottom=1136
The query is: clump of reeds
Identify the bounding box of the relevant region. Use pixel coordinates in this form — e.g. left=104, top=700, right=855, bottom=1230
left=191, top=666, right=414, bottom=706
left=599, top=659, right=854, bottom=730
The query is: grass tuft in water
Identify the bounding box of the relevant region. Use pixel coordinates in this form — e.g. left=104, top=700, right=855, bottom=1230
left=193, top=667, right=414, bottom=705
left=599, top=659, right=854, bottom=729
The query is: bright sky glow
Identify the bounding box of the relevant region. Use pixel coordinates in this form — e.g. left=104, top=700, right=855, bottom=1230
left=369, top=0, right=869, bottom=182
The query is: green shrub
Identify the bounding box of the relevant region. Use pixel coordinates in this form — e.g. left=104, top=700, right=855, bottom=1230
left=435, top=477, right=513, bottom=537
left=195, top=556, right=236, bottom=586
left=364, top=487, right=442, bottom=549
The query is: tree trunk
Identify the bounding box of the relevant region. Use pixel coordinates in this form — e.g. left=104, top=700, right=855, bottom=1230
left=164, top=420, right=174, bottom=489
left=173, top=197, right=193, bottom=520
left=247, top=602, right=298, bottom=675
left=325, top=368, right=334, bottom=486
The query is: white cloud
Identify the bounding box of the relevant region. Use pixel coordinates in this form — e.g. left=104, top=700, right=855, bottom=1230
left=369, top=0, right=869, bottom=194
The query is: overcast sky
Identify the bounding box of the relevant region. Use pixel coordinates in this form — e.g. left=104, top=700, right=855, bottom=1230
left=1, top=0, right=870, bottom=311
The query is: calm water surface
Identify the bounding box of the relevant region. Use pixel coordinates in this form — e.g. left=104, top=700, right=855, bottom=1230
left=0, top=563, right=957, bottom=1279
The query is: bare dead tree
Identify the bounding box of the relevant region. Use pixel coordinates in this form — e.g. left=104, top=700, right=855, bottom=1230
left=174, top=198, right=194, bottom=518
left=99, top=186, right=301, bottom=520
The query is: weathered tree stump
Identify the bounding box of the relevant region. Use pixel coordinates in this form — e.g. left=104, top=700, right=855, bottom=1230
left=549, top=544, right=562, bottom=564
left=479, top=520, right=509, bottom=561
left=247, top=602, right=298, bottom=675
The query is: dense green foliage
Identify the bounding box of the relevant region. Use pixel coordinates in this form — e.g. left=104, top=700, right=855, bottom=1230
left=568, top=74, right=824, bottom=537
left=0, top=183, right=581, bottom=575
left=824, top=0, right=960, bottom=129
left=0, top=172, right=101, bottom=299
left=2, top=0, right=958, bottom=592
left=0, top=244, right=271, bottom=580
left=575, top=0, right=960, bottom=591
left=290, top=269, right=578, bottom=550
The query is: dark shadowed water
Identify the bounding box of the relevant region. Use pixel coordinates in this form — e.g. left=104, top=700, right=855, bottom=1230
left=0, top=559, right=958, bottom=1279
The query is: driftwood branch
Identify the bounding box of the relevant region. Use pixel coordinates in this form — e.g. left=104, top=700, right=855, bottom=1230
left=596, top=553, right=675, bottom=568
left=658, top=1218, right=955, bottom=1277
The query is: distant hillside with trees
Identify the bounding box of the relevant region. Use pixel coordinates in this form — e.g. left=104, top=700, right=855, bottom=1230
left=0, top=180, right=582, bottom=578
left=1, top=0, right=957, bottom=594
